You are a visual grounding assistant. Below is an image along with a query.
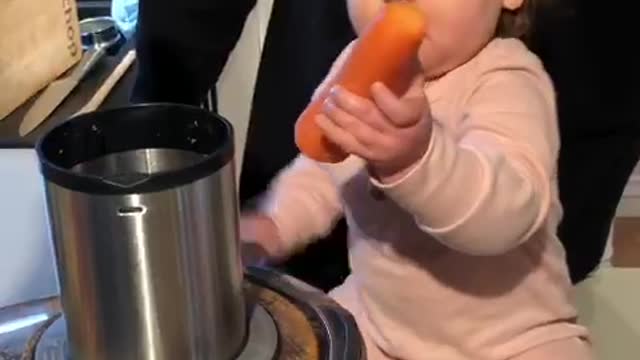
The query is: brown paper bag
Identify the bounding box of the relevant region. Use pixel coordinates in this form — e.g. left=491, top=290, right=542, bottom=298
left=0, top=0, right=82, bottom=120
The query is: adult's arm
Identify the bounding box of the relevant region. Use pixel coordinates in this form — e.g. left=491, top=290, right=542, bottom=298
left=131, top=0, right=257, bottom=105
left=530, top=1, right=640, bottom=283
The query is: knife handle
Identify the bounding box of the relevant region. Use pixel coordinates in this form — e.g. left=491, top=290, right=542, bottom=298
left=72, top=47, right=107, bottom=81
left=75, top=50, right=137, bottom=116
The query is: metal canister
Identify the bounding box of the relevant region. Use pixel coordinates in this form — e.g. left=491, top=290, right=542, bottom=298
left=35, top=103, right=247, bottom=360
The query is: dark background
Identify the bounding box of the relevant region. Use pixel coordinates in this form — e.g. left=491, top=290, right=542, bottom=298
left=77, top=0, right=112, bottom=19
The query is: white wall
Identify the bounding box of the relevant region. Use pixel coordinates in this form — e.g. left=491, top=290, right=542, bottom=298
left=216, top=0, right=274, bottom=179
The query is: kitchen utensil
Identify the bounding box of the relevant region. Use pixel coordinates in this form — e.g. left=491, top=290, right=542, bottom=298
left=79, top=16, right=122, bottom=50
left=74, top=50, right=136, bottom=116
left=36, top=104, right=246, bottom=360
left=18, top=16, right=121, bottom=136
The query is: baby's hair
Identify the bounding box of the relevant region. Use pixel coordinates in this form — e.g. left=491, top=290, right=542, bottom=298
left=496, top=0, right=540, bottom=41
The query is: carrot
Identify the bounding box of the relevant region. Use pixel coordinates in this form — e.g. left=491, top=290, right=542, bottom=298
left=294, top=1, right=427, bottom=163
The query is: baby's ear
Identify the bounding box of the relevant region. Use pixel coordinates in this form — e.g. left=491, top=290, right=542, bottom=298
left=502, top=0, right=524, bottom=11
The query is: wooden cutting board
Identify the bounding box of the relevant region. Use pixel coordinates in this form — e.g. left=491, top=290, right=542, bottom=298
left=0, top=0, right=82, bottom=120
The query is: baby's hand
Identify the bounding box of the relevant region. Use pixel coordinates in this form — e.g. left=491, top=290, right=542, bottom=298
left=239, top=214, right=279, bottom=265
left=316, top=75, right=432, bottom=182
left=239, top=214, right=283, bottom=266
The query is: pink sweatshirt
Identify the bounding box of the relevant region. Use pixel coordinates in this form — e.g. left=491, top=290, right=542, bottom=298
left=259, top=38, right=590, bottom=359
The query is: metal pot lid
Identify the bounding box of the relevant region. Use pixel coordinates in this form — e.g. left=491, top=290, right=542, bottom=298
left=79, top=16, right=122, bottom=51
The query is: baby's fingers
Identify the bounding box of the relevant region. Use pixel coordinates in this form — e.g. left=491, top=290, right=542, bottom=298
left=371, top=81, right=426, bottom=128
left=328, top=86, right=392, bottom=132
left=315, top=115, right=373, bottom=159
left=323, top=98, right=380, bottom=145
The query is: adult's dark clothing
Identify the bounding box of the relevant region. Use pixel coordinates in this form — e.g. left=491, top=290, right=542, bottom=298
left=132, top=0, right=257, bottom=107
left=530, top=2, right=640, bottom=283
left=133, top=0, right=355, bottom=291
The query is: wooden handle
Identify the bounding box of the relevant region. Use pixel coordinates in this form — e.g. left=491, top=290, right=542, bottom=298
left=75, top=50, right=136, bottom=116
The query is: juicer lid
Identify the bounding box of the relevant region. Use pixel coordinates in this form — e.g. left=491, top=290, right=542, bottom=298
left=36, top=103, right=234, bottom=195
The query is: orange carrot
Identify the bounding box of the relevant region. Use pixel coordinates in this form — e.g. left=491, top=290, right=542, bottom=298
left=294, top=2, right=427, bottom=163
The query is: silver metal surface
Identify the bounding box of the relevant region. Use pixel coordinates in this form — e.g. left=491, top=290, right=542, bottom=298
left=70, top=149, right=207, bottom=187
left=0, top=296, right=61, bottom=359
left=43, top=149, right=247, bottom=360
left=34, top=305, right=277, bottom=360
left=34, top=314, right=68, bottom=360
left=79, top=17, right=121, bottom=50
left=237, top=305, right=278, bottom=360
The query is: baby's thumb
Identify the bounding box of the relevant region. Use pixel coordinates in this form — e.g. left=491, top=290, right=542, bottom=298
left=372, top=79, right=426, bottom=128
left=396, top=75, right=428, bottom=127
left=403, top=73, right=426, bottom=98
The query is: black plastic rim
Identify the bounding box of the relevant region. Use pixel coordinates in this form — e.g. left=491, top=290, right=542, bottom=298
left=36, top=103, right=234, bottom=195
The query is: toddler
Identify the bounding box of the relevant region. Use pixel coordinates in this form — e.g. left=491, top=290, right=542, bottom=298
left=241, top=0, right=593, bottom=358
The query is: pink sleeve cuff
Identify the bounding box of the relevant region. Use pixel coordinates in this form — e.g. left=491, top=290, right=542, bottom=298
left=370, top=123, right=487, bottom=233
left=256, top=156, right=344, bottom=256
left=369, top=123, right=539, bottom=256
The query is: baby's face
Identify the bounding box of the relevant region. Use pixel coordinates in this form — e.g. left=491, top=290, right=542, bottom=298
left=347, top=0, right=524, bottom=78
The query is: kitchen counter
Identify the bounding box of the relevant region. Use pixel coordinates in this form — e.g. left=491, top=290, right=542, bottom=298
left=0, top=40, right=136, bottom=148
